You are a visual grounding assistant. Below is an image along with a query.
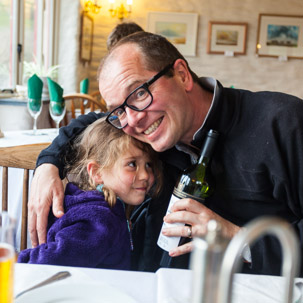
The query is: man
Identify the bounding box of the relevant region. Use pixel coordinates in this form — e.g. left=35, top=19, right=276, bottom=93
left=29, top=32, right=303, bottom=275
left=106, top=21, right=143, bottom=50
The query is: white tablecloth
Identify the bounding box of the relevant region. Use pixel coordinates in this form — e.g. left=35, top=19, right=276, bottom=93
left=0, top=129, right=57, bottom=250
left=0, top=128, right=57, bottom=148
left=14, top=264, right=303, bottom=303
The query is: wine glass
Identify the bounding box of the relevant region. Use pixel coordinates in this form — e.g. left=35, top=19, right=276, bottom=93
left=49, top=100, right=66, bottom=134
left=27, top=98, right=43, bottom=135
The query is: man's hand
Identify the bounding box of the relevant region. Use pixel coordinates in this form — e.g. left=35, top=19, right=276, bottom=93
left=161, top=198, right=240, bottom=257
left=28, top=164, right=65, bottom=247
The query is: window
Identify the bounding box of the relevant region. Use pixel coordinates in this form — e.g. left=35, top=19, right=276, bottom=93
left=0, top=1, right=11, bottom=90
left=0, top=0, right=57, bottom=91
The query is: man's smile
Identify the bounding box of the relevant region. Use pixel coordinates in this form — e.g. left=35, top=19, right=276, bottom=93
left=143, top=117, right=163, bottom=135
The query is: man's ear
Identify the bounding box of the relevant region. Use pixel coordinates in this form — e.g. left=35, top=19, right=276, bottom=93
left=173, top=58, right=194, bottom=92
left=87, top=161, right=103, bottom=184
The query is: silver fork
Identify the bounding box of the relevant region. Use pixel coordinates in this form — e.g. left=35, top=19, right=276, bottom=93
left=15, top=271, right=71, bottom=300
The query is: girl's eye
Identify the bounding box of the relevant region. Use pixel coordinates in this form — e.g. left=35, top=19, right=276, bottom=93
left=146, top=162, right=153, bottom=169
left=128, top=161, right=136, bottom=168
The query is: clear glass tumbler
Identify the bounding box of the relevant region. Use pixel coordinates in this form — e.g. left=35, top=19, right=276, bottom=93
left=0, top=212, right=16, bottom=303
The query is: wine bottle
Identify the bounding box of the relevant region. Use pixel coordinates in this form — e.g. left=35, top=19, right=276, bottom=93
left=157, top=129, right=219, bottom=265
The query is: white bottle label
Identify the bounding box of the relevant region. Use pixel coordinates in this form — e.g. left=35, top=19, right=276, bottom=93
left=157, top=193, right=184, bottom=252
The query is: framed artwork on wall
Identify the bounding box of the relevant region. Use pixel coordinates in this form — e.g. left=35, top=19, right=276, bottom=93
left=80, top=13, right=94, bottom=63
left=147, top=11, right=198, bottom=56
left=207, top=22, right=248, bottom=55
left=256, top=14, right=303, bottom=59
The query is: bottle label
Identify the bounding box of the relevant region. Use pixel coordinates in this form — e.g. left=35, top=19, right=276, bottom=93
left=157, top=188, right=205, bottom=252
left=157, top=193, right=184, bottom=252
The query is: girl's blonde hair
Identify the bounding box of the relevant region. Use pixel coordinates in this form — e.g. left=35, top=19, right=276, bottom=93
left=66, top=117, right=162, bottom=208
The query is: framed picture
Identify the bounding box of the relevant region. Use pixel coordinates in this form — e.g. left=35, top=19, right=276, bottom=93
left=256, top=14, right=303, bottom=59
left=147, top=11, right=198, bottom=56
left=80, top=13, right=94, bottom=63
left=207, top=22, right=248, bottom=55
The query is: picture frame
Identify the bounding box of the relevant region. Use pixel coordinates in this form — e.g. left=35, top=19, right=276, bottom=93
left=207, top=21, right=248, bottom=55
left=147, top=11, right=198, bottom=56
left=256, top=14, right=303, bottom=59
left=80, top=13, right=94, bottom=63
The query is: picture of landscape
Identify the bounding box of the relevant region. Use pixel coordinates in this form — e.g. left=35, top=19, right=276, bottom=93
left=155, top=22, right=187, bottom=44
left=215, top=30, right=238, bottom=45
left=266, top=24, right=299, bottom=47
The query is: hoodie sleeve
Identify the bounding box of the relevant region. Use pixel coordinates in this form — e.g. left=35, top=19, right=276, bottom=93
left=17, top=202, right=129, bottom=269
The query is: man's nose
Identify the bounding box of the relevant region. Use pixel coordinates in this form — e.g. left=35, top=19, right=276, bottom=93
left=125, top=107, right=146, bottom=127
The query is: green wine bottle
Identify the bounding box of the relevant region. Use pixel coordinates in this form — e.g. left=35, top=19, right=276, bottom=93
left=157, top=129, right=219, bottom=255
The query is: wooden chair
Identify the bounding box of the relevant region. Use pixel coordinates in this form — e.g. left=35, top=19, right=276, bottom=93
left=90, top=90, right=107, bottom=109
left=61, top=93, right=107, bottom=126
left=0, top=143, right=50, bottom=250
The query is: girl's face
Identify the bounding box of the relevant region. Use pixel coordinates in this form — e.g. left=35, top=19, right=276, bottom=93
left=100, top=143, right=155, bottom=206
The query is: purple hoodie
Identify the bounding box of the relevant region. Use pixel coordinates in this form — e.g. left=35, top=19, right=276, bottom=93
left=18, top=183, right=131, bottom=270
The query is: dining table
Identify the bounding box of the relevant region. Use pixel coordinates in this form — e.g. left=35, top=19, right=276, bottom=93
left=14, top=263, right=303, bottom=303
left=0, top=128, right=57, bottom=250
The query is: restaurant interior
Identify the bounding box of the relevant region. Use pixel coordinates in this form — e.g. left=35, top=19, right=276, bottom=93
left=1, top=0, right=303, bottom=302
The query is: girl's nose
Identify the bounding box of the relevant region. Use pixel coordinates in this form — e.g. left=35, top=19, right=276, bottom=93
left=135, top=165, right=150, bottom=182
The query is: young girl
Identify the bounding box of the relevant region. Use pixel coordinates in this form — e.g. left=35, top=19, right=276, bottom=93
left=18, top=118, right=162, bottom=270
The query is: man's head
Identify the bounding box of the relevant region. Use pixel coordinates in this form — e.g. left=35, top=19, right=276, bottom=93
left=99, top=32, right=208, bottom=152
left=106, top=22, right=144, bottom=51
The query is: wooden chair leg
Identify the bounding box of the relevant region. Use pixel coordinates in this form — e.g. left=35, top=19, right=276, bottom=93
left=2, top=166, right=8, bottom=211
left=21, top=169, right=29, bottom=251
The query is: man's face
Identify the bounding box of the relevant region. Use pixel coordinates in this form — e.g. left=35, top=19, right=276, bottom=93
left=99, top=45, right=194, bottom=152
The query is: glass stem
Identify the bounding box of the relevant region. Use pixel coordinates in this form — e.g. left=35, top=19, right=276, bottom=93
left=33, top=117, right=37, bottom=135
left=56, top=121, right=60, bottom=134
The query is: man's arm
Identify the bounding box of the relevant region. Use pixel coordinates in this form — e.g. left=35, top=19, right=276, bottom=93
left=29, top=111, right=106, bottom=247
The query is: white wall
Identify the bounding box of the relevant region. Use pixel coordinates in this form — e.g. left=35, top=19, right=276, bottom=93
left=59, top=0, right=303, bottom=98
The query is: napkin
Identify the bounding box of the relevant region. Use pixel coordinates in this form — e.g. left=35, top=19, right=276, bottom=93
left=27, top=74, right=43, bottom=100
left=27, top=74, right=43, bottom=111
left=47, top=77, right=65, bottom=115
left=80, top=78, right=89, bottom=94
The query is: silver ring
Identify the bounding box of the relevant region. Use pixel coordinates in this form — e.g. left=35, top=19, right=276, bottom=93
left=187, top=226, right=192, bottom=238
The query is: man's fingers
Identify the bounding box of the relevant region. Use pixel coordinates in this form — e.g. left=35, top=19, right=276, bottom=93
left=164, top=210, right=208, bottom=227
left=27, top=163, right=65, bottom=245
left=52, top=185, right=65, bottom=218
left=35, top=209, right=49, bottom=245
left=171, top=198, right=205, bottom=214
left=169, top=242, right=193, bottom=257
left=163, top=224, right=196, bottom=238
left=28, top=211, right=38, bottom=248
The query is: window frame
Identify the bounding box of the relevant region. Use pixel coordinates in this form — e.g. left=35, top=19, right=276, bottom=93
left=8, top=0, right=58, bottom=89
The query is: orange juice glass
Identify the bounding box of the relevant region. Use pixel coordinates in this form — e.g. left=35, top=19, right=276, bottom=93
left=0, top=212, right=15, bottom=303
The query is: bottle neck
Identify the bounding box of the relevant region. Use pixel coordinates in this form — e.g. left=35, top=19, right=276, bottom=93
left=197, top=129, right=219, bottom=164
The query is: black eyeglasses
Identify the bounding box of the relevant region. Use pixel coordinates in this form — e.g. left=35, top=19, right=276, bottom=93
left=106, top=62, right=175, bottom=129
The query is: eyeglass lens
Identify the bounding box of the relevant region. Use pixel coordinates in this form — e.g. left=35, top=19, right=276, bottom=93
left=108, top=86, right=152, bottom=128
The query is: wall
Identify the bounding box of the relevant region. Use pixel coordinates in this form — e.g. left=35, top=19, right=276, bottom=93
left=57, top=0, right=80, bottom=93
left=59, top=0, right=303, bottom=98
